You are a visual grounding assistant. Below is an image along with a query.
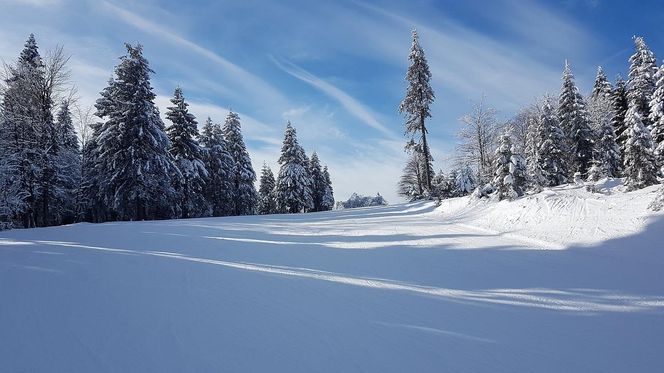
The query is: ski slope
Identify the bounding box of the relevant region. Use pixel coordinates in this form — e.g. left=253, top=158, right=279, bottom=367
left=1, top=183, right=664, bottom=372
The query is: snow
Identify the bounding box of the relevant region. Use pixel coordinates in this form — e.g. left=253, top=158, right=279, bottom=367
left=1, top=181, right=664, bottom=372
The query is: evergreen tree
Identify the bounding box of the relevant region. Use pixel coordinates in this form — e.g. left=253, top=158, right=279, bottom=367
left=558, top=60, right=594, bottom=177
left=258, top=164, right=277, bottom=215
left=612, top=75, right=630, bottom=166
left=301, top=150, right=314, bottom=212
left=623, top=102, right=658, bottom=190
left=321, top=165, right=334, bottom=211
left=588, top=95, right=621, bottom=178
left=53, top=100, right=81, bottom=224
left=275, top=122, right=312, bottom=213
left=591, top=66, right=613, bottom=100
left=398, top=152, right=424, bottom=200
left=492, top=134, right=524, bottom=200
left=627, top=36, right=657, bottom=128
left=399, top=29, right=435, bottom=194
left=166, top=87, right=208, bottom=218
left=94, top=43, right=178, bottom=221
left=223, top=111, right=257, bottom=215
left=539, top=99, right=569, bottom=186
left=308, top=152, right=326, bottom=212
left=648, top=63, right=664, bottom=173
left=199, top=117, right=234, bottom=216
left=455, top=165, right=476, bottom=196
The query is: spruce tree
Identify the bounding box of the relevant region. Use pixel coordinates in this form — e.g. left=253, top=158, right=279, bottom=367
left=258, top=164, right=277, bottom=215
left=94, top=43, right=178, bottom=221
left=308, top=152, right=326, bottom=212
left=559, top=60, right=594, bottom=177
left=623, top=102, right=658, bottom=190
left=455, top=165, right=477, bottom=196
left=275, top=122, right=312, bottom=213
left=321, top=165, right=334, bottom=211
left=399, top=29, right=435, bottom=194
left=628, top=36, right=658, bottom=128
left=592, top=66, right=613, bottom=100
left=588, top=95, right=621, bottom=178
left=166, top=87, right=208, bottom=218
left=54, top=100, right=81, bottom=224
left=539, top=99, right=569, bottom=186
left=648, top=64, right=664, bottom=173
left=612, top=75, right=630, bottom=165
left=223, top=111, right=257, bottom=215
left=492, top=134, right=524, bottom=200
left=199, top=117, right=234, bottom=216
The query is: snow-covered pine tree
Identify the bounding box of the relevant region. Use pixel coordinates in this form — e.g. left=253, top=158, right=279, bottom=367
left=539, top=99, right=569, bottom=186
left=399, top=29, right=435, bottom=194
left=0, top=35, right=40, bottom=227
left=648, top=63, right=664, bottom=173
left=493, top=134, right=522, bottom=200
left=612, top=75, right=630, bottom=166
left=258, top=164, right=277, bottom=215
left=592, top=66, right=613, bottom=100
left=301, top=150, right=314, bottom=212
left=628, top=36, right=658, bottom=128
left=558, top=60, right=594, bottom=177
left=223, top=111, right=257, bottom=215
left=54, top=100, right=81, bottom=224
left=321, top=165, right=334, bottom=211
left=524, top=107, right=545, bottom=190
left=308, top=152, right=326, bottom=212
left=455, top=165, right=477, bottom=197
left=623, top=101, right=658, bottom=190
left=588, top=95, right=621, bottom=179
left=166, top=87, right=209, bottom=218
left=94, top=43, right=178, bottom=221
left=198, top=117, right=234, bottom=217
left=398, top=152, right=423, bottom=200
left=275, top=122, right=312, bottom=213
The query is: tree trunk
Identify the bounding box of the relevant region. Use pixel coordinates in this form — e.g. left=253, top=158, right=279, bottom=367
left=419, top=110, right=432, bottom=192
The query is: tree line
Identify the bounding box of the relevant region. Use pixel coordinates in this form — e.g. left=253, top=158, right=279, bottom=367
left=0, top=35, right=333, bottom=230
left=399, top=31, right=664, bottom=201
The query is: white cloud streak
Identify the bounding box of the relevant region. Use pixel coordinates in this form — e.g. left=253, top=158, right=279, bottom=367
left=271, top=56, right=397, bottom=139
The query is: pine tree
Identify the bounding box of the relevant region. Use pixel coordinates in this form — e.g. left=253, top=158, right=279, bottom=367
left=559, top=60, right=594, bottom=177
left=166, top=87, right=209, bottom=218
left=492, top=134, right=524, bottom=200
left=199, top=117, right=234, bottom=216
left=223, top=111, right=257, bottom=215
left=321, top=165, right=334, bottom=211
left=623, top=102, right=658, bottom=190
left=308, top=152, right=326, bottom=212
left=592, top=66, right=613, bottom=100
left=275, top=122, right=313, bottom=213
left=399, top=29, right=435, bottom=194
left=648, top=63, right=664, bottom=173
left=627, top=36, right=658, bottom=128
left=539, top=99, right=569, bottom=186
left=258, top=164, right=277, bottom=215
left=53, top=100, right=81, bottom=224
left=301, top=150, right=314, bottom=212
left=398, top=152, right=423, bottom=200
left=94, top=43, right=178, bottom=221
left=612, top=75, right=630, bottom=165
left=455, top=165, right=477, bottom=196
left=588, top=95, right=621, bottom=178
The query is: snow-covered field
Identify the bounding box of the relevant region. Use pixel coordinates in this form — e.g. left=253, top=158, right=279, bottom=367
left=1, top=181, right=664, bottom=372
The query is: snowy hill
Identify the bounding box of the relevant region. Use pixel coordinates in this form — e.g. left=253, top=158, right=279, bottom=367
left=1, top=182, right=664, bottom=372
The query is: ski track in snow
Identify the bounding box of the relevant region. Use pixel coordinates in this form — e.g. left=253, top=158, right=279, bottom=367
left=1, top=184, right=664, bottom=372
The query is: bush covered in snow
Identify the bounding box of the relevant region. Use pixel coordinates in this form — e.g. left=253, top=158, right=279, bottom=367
left=335, top=193, right=388, bottom=209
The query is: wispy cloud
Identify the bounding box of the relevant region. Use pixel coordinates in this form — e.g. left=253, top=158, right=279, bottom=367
left=99, top=0, right=288, bottom=108
left=271, top=56, right=396, bottom=139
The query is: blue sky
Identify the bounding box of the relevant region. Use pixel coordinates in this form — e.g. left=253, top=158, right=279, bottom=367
left=1, top=0, right=663, bottom=202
